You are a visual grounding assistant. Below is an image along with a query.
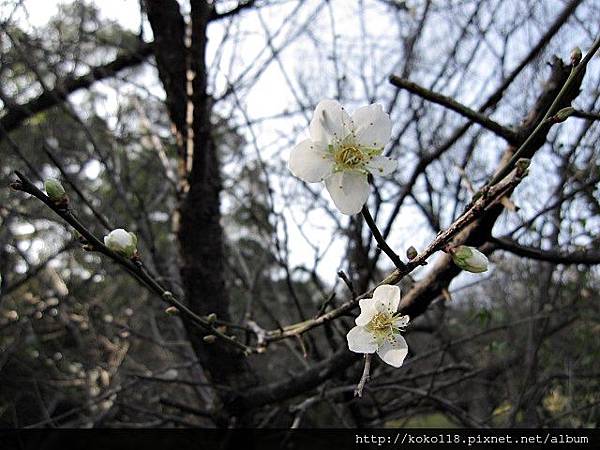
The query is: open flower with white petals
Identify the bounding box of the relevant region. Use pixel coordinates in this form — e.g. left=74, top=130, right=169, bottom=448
left=288, top=100, right=397, bottom=215
left=346, top=285, right=409, bottom=368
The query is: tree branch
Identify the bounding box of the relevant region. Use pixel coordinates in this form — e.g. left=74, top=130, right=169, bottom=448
left=388, top=76, right=519, bottom=143
left=10, top=171, right=255, bottom=355
left=0, top=41, right=153, bottom=139
left=490, top=237, right=600, bottom=265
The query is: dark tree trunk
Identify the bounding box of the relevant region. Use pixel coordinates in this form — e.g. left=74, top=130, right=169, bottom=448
left=143, top=0, right=254, bottom=398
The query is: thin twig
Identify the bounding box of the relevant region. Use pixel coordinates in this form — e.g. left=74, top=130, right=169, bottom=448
left=337, top=270, right=356, bottom=298
left=265, top=164, right=529, bottom=342
left=361, top=205, right=406, bottom=270
left=354, top=353, right=372, bottom=397
left=10, top=170, right=257, bottom=355
left=487, top=36, right=600, bottom=187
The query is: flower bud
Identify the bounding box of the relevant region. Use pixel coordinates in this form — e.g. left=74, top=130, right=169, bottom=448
left=450, top=245, right=488, bottom=273
left=104, top=229, right=137, bottom=258
left=553, top=107, right=575, bottom=123
left=515, top=158, right=531, bottom=172
left=165, top=306, right=178, bottom=315
left=44, top=178, right=66, bottom=202
left=203, top=335, right=217, bottom=344
left=570, top=47, right=582, bottom=66
left=206, top=313, right=217, bottom=324
left=406, top=246, right=418, bottom=260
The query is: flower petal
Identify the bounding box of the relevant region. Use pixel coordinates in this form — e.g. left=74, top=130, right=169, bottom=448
left=352, top=104, right=392, bottom=148
left=394, top=315, right=410, bottom=328
left=355, top=298, right=377, bottom=326
left=325, top=171, right=370, bottom=215
left=347, top=326, right=378, bottom=354
left=377, top=334, right=408, bottom=367
left=365, top=155, right=397, bottom=177
left=309, top=100, right=352, bottom=144
left=372, top=284, right=401, bottom=313
left=288, top=139, right=333, bottom=182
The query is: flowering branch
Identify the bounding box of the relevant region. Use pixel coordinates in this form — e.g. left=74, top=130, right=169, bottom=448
left=265, top=162, right=529, bottom=343
left=10, top=170, right=257, bottom=355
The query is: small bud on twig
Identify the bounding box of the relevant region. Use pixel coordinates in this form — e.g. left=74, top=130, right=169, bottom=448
left=203, top=335, right=217, bottom=344
left=449, top=245, right=489, bottom=273
left=406, top=246, right=418, bottom=260
left=550, top=107, right=575, bottom=124
left=10, top=180, right=23, bottom=191
left=44, top=179, right=67, bottom=203
left=165, top=306, right=179, bottom=315
left=515, top=158, right=531, bottom=177
left=570, top=47, right=582, bottom=66
left=515, top=158, right=530, bottom=171
left=104, top=229, right=138, bottom=259
left=206, top=313, right=217, bottom=324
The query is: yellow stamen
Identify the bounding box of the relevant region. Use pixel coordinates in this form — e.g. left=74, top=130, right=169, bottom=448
left=334, top=145, right=365, bottom=169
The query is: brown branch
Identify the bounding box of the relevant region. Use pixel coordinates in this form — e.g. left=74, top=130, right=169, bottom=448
left=229, top=347, right=357, bottom=412
left=377, top=0, right=583, bottom=253
left=572, top=109, right=600, bottom=121
left=10, top=171, right=256, bottom=355
left=263, top=164, right=528, bottom=342
left=490, top=237, right=600, bottom=265
left=398, top=52, right=590, bottom=320
left=487, top=36, right=600, bottom=187
left=388, top=76, right=519, bottom=143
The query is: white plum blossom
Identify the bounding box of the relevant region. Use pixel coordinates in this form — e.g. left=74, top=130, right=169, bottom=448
left=450, top=245, right=488, bottom=273
left=289, top=100, right=397, bottom=215
left=104, top=229, right=137, bottom=258
left=346, top=285, right=409, bottom=368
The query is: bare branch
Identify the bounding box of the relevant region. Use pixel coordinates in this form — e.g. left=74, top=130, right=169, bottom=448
left=0, top=41, right=153, bottom=139
left=388, top=76, right=519, bottom=143
left=490, top=237, right=600, bottom=265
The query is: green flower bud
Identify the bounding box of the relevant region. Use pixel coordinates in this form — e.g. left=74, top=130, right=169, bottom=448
left=450, top=245, right=488, bottom=273
left=206, top=313, right=217, bottom=324
left=104, top=228, right=137, bottom=258
left=44, top=178, right=66, bottom=202
left=553, top=107, right=575, bottom=123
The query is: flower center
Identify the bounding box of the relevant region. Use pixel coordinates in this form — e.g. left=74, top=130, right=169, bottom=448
left=366, top=312, right=394, bottom=334
left=333, top=145, right=365, bottom=169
